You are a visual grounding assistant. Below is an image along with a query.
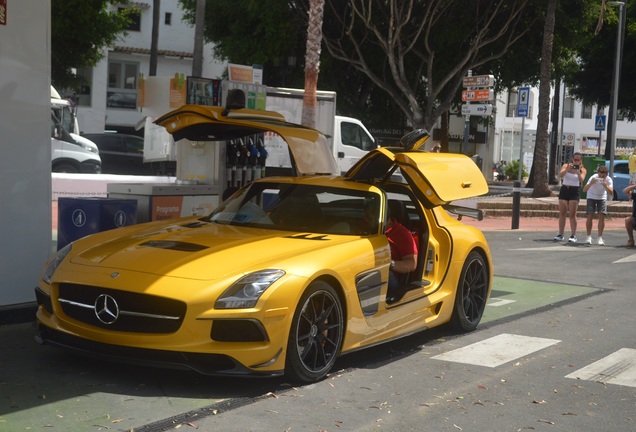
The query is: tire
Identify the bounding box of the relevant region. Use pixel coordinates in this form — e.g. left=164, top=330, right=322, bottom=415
left=286, top=281, right=344, bottom=383
left=53, top=163, right=79, bottom=173
left=449, top=251, right=489, bottom=332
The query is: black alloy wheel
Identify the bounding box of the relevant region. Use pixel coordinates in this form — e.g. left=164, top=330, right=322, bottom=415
left=450, top=251, right=489, bottom=332
left=286, top=281, right=344, bottom=383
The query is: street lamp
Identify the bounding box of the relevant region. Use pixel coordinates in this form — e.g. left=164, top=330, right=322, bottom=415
left=607, top=1, right=626, bottom=177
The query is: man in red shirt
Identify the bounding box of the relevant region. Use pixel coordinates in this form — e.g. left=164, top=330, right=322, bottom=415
left=386, top=203, right=418, bottom=304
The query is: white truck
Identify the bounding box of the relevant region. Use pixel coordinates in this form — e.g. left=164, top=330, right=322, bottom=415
left=264, top=86, right=376, bottom=176
left=50, top=86, right=101, bottom=173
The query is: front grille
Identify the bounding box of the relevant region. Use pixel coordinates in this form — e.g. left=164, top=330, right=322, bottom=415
left=58, top=284, right=186, bottom=333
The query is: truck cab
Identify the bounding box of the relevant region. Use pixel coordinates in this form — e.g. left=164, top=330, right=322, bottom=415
left=333, top=115, right=376, bottom=173
left=50, top=86, right=101, bottom=173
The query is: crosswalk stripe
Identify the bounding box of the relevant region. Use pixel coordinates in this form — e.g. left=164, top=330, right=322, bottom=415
left=565, top=348, right=636, bottom=388
left=431, top=333, right=560, bottom=367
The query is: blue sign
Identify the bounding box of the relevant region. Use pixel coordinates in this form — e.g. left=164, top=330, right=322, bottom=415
left=517, top=87, right=530, bottom=117
left=595, top=115, right=606, bottom=131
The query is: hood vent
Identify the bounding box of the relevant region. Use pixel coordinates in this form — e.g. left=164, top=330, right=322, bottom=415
left=140, top=240, right=208, bottom=252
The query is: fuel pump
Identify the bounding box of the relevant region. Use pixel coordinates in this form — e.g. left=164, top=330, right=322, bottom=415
left=226, top=139, right=239, bottom=190
left=256, top=134, right=267, bottom=179
left=236, top=138, right=248, bottom=187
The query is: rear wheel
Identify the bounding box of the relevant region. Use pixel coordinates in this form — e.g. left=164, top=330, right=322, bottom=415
left=286, top=281, right=344, bottom=382
left=449, top=251, right=489, bottom=332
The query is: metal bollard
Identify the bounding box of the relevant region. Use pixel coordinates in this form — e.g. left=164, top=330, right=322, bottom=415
left=511, top=180, right=521, bottom=229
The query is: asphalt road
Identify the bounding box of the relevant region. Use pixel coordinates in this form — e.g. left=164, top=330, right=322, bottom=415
left=2, top=226, right=635, bottom=432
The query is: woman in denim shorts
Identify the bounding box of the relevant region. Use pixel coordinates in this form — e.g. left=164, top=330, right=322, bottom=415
left=555, top=152, right=586, bottom=242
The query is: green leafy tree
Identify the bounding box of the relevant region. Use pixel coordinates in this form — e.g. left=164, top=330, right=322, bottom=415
left=51, top=0, right=134, bottom=90
left=565, top=1, right=635, bottom=118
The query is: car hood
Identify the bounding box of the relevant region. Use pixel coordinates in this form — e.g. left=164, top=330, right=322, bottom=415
left=154, top=104, right=339, bottom=176
left=69, top=218, right=353, bottom=280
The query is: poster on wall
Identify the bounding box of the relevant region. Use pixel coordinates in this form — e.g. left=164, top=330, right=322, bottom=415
left=169, top=73, right=187, bottom=108
left=186, top=77, right=221, bottom=106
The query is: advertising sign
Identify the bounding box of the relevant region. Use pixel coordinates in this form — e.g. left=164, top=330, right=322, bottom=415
left=517, top=86, right=530, bottom=117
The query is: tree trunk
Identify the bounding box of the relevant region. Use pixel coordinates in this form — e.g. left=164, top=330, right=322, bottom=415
left=192, top=0, right=206, bottom=77
left=302, top=0, right=325, bottom=129
left=530, top=0, right=557, bottom=198
left=149, top=0, right=160, bottom=76
left=549, top=78, right=561, bottom=184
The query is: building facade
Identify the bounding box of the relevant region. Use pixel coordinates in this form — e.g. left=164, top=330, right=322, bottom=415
left=66, top=1, right=226, bottom=135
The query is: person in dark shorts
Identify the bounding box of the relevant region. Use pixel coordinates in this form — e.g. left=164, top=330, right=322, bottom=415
left=623, top=183, right=636, bottom=248
left=582, top=165, right=613, bottom=245
left=555, top=152, right=587, bottom=243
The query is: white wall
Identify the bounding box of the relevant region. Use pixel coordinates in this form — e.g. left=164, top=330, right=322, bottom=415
left=0, top=1, right=52, bottom=307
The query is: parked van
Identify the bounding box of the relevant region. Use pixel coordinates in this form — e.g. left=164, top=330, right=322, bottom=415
left=50, top=86, right=101, bottom=173
left=51, top=112, right=101, bottom=173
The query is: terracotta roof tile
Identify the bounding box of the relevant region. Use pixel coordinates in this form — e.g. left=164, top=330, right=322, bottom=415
left=112, top=46, right=193, bottom=59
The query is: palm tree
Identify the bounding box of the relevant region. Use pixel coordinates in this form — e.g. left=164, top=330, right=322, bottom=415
left=530, top=0, right=557, bottom=197
left=301, top=0, right=325, bottom=129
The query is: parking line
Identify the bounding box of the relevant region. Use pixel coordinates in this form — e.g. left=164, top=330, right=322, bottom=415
left=431, top=333, right=560, bottom=367
left=565, top=348, right=636, bottom=388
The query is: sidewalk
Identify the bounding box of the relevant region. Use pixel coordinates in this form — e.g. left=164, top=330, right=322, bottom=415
left=51, top=197, right=631, bottom=237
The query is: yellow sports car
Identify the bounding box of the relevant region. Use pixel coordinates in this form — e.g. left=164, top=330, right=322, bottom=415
left=35, top=98, right=492, bottom=383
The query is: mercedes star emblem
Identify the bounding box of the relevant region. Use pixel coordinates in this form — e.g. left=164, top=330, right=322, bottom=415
left=94, top=294, right=120, bottom=324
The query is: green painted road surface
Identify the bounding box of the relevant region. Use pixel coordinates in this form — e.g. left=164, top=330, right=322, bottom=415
left=484, top=276, right=600, bottom=323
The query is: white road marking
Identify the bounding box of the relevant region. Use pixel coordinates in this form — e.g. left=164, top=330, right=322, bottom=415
left=487, top=298, right=516, bottom=307
left=613, top=253, right=636, bottom=263
left=510, top=246, right=597, bottom=251
left=431, top=333, right=560, bottom=368
left=565, top=348, right=636, bottom=388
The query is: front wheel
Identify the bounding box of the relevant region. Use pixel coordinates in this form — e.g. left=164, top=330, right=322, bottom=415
left=286, top=281, right=344, bottom=383
left=449, top=251, right=489, bottom=332
left=53, top=163, right=79, bottom=173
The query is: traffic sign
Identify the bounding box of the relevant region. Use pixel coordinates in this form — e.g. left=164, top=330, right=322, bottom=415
left=462, top=89, right=494, bottom=102
left=595, top=115, right=606, bottom=131
left=517, top=86, right=530, bottom=117
left=463, top=74, right=495, bottom=88
left=461, top=104, right=493, bottom=116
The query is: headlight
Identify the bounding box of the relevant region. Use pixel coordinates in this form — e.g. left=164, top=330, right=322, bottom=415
left=215, top=269, right=285, bottom=309
left=42, top=244, right=72, bottom=284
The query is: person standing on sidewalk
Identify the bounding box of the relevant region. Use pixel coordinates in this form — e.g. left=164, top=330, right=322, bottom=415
left=629, top=147, right=636, bottom=185
left=623, top=184, right=636, bottom=248
left=555, top=152, right=586, bottom=242
left=582, top=165, right=613, bottom=245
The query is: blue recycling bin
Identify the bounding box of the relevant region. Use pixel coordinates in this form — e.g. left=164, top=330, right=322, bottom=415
left=57, top=197, right=138, bottom=250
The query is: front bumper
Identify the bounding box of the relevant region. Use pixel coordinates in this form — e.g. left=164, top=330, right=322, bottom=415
left=35, top=322, right=284, bottom=377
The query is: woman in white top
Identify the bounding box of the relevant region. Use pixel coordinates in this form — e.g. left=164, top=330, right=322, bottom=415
left=555, top=152, right=587, bottom=242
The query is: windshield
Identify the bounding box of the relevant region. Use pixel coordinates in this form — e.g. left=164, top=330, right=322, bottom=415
left=51, top=104, right=75, bottom=134
left=207, top=182, right=380, bottom=235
